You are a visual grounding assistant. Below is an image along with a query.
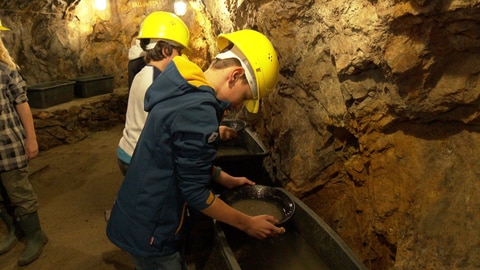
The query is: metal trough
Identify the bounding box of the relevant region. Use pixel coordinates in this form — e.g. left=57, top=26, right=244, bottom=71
left=213, top=188, right=368, bottom=270
left=214, top=127, right=269, bottom=184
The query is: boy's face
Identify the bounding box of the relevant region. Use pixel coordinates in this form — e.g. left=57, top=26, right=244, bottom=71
left=226, top=80, right=253, bottom=110
left=211, top=66, right=255, bottom=110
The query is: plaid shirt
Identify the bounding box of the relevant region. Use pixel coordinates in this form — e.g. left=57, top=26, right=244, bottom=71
left=0, top=61, right=28, bottom=172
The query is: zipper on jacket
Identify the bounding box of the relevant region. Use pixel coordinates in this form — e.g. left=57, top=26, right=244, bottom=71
left=175, top=202, right=188, bottom=235
left=149, top=202, right=189, bottom=246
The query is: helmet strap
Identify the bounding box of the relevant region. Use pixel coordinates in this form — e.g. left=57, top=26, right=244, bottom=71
left=145, top=39, right=183, bottom=50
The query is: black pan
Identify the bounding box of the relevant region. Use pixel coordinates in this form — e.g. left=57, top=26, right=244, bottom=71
left=220, top=119, right=247, bottom=132
left=220, top=185, right=295, bottom=226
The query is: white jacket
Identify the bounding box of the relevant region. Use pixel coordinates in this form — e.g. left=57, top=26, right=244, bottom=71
left=118, top=65, right=157, bottom=157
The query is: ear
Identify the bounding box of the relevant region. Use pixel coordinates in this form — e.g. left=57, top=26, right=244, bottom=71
left=229, top=67, right=245, bottom=83
left=162, top=47, right=170, bottom=57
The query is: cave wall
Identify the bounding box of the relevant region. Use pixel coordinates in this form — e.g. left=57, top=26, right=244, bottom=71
left=2, top=0, right=480, bottom=269
left=0, top=0, right=217, bottom=86
left=232, top=1, right=480, bottom=269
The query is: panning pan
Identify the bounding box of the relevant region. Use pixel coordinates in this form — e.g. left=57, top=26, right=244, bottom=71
left=220, top=185, right=295, bottom=226
left=220, top=119, right=247, bottom=132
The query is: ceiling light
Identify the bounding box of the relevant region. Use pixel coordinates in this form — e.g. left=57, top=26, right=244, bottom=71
left=95, top=0, right=107, bottom=11
left=174, top=0, right=187, bottom=16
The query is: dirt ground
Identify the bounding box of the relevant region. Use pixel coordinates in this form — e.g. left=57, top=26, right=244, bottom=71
left=1, top=125, right=135, bottom=270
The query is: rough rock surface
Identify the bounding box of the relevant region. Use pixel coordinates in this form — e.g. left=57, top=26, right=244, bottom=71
left=1, top=0, right=480, bottom=269
left=31, top=88, right=128, bottom=151
left=211, top=1, right=480, bottom=269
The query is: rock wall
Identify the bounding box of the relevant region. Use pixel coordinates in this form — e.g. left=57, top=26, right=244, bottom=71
left=2, top=0, right=480, bottom=269
left=0, top=0, right=217, bottom=86
left=230, top=1, right=480, bottom=269
left=32, top=89, right=128, bottom=151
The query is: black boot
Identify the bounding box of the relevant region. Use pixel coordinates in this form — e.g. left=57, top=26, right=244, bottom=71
left=16, top=212, right=48, bottom=266
left=0, top=209, right=18, bottom=254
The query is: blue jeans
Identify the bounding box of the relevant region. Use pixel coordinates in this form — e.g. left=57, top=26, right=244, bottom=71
left=131, top=252, right=185, bottom=270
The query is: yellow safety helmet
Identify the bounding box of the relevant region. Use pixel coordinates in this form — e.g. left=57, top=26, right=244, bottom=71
left=0, top=19, right=10, bottom=31
left=137, top=11, right=189, bottom=49
left=217, top=29, right=279, bottom=113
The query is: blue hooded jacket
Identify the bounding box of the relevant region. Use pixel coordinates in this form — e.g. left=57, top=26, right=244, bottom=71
left=107, top=56, right=230, bottom=257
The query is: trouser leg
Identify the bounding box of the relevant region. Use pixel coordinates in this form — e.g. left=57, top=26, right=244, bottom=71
left=0, top=167, right=39, bottom=218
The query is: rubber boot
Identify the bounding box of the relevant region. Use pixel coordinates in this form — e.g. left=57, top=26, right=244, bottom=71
left=0, top=210, right=18, bottom=254
left=16, top=212, right=48, bottom=266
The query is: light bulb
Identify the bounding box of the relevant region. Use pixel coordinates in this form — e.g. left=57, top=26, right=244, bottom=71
left=174, top=0, right=187, bottom=16
left=95, top=0, right=107, bottom=11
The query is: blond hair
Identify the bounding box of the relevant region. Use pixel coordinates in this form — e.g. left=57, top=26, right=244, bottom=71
left=0, top=38, right=17, bottom=69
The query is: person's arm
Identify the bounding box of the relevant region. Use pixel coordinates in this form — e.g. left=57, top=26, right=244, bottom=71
left=201, top=196, right=285, bottom=239
left=172, top=100, right=284, bottom=238
left=16, top=102, right=39, bottom=160
left=212, top=166, right=255, bottom=189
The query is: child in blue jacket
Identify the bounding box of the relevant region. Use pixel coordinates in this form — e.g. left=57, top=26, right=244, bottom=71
left=107, top=29, right=283, bottom=270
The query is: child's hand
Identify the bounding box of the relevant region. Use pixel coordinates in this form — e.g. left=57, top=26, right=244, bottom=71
left=219, top=126, right=238, bottom=141
left=25, top=138, right=39, bottom=160
left=229, top=176, right=255, bottom=189
left=244, top=215, right=286, bottom=239
left=215, top=169, right=255, bottom=189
